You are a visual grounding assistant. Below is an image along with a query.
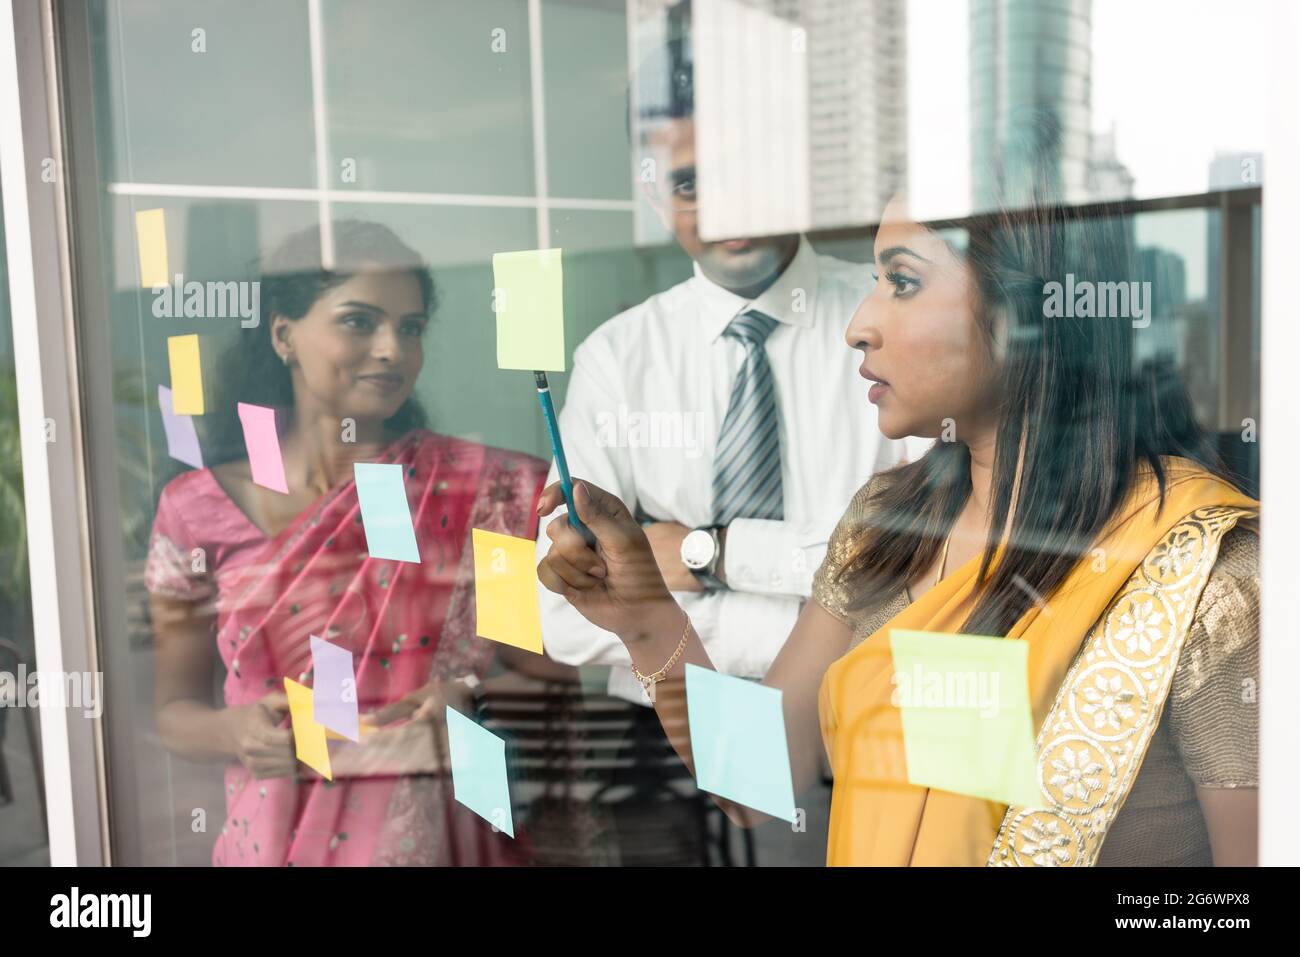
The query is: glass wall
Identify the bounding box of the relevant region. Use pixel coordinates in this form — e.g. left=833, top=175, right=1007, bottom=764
left=50, top=0, right=1263, bottom=866
left=0, top=177, right=48, bottom=867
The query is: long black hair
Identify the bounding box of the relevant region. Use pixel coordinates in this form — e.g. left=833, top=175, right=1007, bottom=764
left=836, top=127, right=1239, bottom=638
left=204, top=220, right=435, bottom=465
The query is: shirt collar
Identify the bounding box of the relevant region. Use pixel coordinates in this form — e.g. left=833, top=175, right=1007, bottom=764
left=690, top=235, right=820, bottom=343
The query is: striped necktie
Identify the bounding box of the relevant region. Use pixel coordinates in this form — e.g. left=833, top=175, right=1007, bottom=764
left=713, top=309, right=783, bottom=524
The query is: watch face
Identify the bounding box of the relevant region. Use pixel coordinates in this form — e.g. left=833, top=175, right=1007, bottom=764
left=681, top=528, right=716, bottom=570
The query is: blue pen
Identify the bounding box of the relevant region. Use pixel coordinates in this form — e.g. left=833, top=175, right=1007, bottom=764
left=534, top=370, right=597, bottom=547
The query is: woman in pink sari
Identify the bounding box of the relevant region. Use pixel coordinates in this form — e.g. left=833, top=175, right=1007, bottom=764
left=146, top=221, right=546, bottom=866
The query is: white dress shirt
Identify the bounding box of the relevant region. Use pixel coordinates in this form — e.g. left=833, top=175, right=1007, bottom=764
left=536, top=236, right=905, bottom=703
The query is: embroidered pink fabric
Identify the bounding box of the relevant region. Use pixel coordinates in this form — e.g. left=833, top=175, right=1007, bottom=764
left=144, top=430, right=547, bottom=866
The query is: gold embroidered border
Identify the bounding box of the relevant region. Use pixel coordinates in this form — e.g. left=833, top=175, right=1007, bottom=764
left=988, top=506, right=1255, bottom=867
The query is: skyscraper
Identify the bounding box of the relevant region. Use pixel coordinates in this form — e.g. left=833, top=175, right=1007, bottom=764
left=647, top=0, right=908, bottom=239
left=970, top=0, right=1093, bottom=211
left=799, top=0, right=908, bottom=226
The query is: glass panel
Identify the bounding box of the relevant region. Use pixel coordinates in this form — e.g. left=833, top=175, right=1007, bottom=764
left=323, top=0, right=536, bottom=196
left=54, top=0, right=1261, bottom=868
left=0, top=177, right=49, bottom=867
left=100, top=0, right=317, bottom=188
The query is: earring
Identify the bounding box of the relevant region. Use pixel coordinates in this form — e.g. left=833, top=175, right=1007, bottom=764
left=280, top=352, right=290, bottom=366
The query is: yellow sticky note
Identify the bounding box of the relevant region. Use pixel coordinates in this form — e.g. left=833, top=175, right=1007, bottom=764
left=472, top=528, right=543, bottom=654
left=135, top=208, right=169, bottom=289
left=284, top=678, right=333, bottom=780
left=167, top=334, right=204, bottom=415
left=491, top=248, right=565, bottom=372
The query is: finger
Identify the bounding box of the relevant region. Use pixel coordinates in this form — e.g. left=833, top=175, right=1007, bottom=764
left=537, top=482, right=567, bottom=517
left=573, top=481, right=639, bottom=547
left=252, top=761, right=298, bottom=780
left=412, top=696, right=440, bottom=722
left=259, top=691, right=289, bottom=714
left=543, top=550, right=602, bottom=590
left=537, top=558, right=579, bottom=600
left=372, top=696, right=418, bottom=726
left=255, top=726, right=294, bottom=748
left=549, top=518, right=606, bottom=573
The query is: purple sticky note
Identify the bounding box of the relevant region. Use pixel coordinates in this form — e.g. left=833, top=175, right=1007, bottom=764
left=237, top=402, right=288, bottom=493
left=158, top=384, right=203, bottom=468
left=311, top=635, right=359, bottom=742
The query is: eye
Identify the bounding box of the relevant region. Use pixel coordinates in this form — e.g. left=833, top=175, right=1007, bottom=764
left=400, top=318, right=427, bottom=337
left=672, top=179, right=696, bottom=200
left=884, top=270, right=920, bottom=298
left=341, top=312, right=375, bottom=331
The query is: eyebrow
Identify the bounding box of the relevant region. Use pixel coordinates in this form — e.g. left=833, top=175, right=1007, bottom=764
left=334, top=301, right=428, bottom=321
left=876, top=245, right=933, bottom=265
left=669, top=165, right=696, bottom=187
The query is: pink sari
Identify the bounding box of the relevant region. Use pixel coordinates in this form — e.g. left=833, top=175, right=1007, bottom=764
left=145, top=430, right=547, bottom=866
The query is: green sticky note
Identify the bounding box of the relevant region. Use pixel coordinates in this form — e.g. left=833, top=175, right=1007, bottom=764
left=492, top=248, right=565, bottom=372
left=889, top=629, right=1040, bottom=807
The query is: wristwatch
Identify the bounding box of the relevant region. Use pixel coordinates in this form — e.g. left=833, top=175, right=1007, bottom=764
left=680, top=526, right=725, bottom=590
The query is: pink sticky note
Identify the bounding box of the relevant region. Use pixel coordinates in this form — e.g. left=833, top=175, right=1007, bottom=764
left=237, top=402, right=288, bottom=493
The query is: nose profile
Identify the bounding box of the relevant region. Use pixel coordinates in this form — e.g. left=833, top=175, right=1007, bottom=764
left=844, top=293, right=880, bottom=353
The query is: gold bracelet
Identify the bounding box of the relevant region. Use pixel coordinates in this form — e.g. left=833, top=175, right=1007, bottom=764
left=630, top=610, right=691, bottom=704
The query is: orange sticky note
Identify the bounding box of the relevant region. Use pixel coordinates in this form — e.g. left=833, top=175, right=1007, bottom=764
left=136, top=208, right=169, bottom=289
left=472, top=528, right=543, bottom=654
left=284, top=678, right=332, bottom=780
left=167, top=334, right=204, bottom=415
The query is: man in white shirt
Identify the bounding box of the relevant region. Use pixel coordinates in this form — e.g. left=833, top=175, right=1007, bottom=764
left=535, top=69, right=905, bottom=705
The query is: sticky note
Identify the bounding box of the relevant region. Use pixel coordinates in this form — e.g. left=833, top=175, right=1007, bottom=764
left=167, top=334, right=204, bottom=415
left=491, top=248, right=565, bottom=372
left=445, top=705, right=514, bottom=837
left=684, top=664, right=797, bottom=822
left=237, top=402, right=288, bottom=493
left=158, top=384, right=203, bottom=468
left=353, top=462, right=420, bottom=563
left=136, top=208, right=169, bottom=288
left=472, top=528, right=542, bottom=654
left=284, top=677, right=332, bottom=780
left=889, top=629, right=1040, bottom=807
left=310, top=635, right=359, bottom=743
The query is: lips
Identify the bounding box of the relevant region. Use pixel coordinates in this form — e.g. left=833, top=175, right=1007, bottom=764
left=859, top=365, right=889, bottom=386
left=359, top=373, right=404, bottom=392
left=860, top=366, right=890, bottom=405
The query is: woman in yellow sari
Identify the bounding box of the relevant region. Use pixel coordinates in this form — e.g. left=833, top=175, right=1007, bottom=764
left=536, top=182, right=1259, bottom=867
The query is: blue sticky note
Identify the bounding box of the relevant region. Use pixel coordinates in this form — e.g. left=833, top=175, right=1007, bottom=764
left=353, top=462, right=420, bottom=563
left=310, top=635, right=359, bottom=742
left=685, top=664, right=797, bottom=822
left=445, top=706, right=514, bottom=838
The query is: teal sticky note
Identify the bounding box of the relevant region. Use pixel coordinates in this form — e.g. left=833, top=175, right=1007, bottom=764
left=353, top=462, right=420, bottom=563
left=445, top=705, right=514, bottom=838
left=685, top=664, right=797, bottom=822
left=889, top=629, right=1040, bottom=807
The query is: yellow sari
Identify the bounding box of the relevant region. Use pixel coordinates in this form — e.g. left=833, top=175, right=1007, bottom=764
left=819, top=457, right=1258, bottom=866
